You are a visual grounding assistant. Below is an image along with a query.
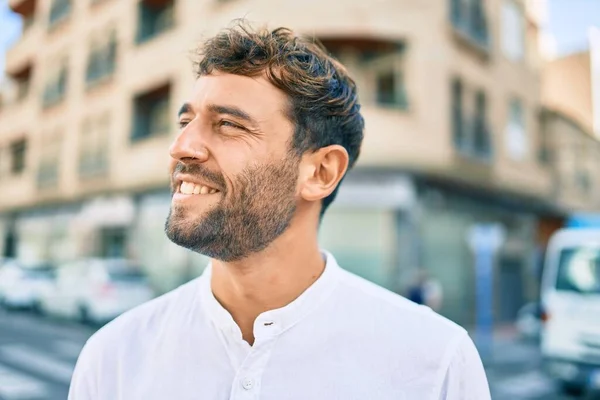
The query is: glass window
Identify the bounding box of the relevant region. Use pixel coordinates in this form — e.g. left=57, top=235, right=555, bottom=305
left=556, top=247, right=600, bottom=294
left=136, top=0, right=174, bottom=44
left=502, top=0, right=525, bottom=61
left=131, top=84, right=171, bottom=141
left=10, top=139, right=27, bottom=174
left=506, top=98, right=527, bottom=160
left=49, top=0, right=71, bottom=28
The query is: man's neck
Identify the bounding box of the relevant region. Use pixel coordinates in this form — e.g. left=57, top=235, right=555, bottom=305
left=210, top=219, right=325, bottom=345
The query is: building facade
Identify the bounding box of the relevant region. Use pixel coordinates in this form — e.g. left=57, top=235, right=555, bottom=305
left=1, top=0, right=598, bottom=326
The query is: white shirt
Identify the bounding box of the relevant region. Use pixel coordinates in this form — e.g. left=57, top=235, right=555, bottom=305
left=69, top=252, right=490, bottom=400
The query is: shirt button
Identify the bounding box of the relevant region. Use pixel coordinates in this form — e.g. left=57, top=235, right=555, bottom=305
left=241, top=377, right=255, bottom=390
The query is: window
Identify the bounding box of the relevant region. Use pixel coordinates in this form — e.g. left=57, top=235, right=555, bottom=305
left=43, top=58, right=68, bottom=108
left=538, top=134, right=552, bottom=165
left=131, top=84, right=171, bottom=141
left=501, top=0, right=525, bottom=61
left=49, top=0, right=71, bottom=28
left=86, top=29, right=117, bottom=86
left=451, top=80, right=492, bottom=161
left=80, top=113, right=110, bottom=178
left=473, top=91, right=492, bottom=158
left=136, top=0, right=174, bottom=44
left=376, top=69, right=408, bottom=109
left=450, top=0, right=489, bottom=48
left=556, top=247, right=600, bottom=294
left=451, top=79, right=465, bottom=149
left=505, top=98, right=527, bottom=160
left=37, top=131, right=62, bottom=189
left=10, top=139, right=27, bottom=175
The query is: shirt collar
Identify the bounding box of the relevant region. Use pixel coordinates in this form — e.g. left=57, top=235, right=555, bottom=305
left=198, top=250, right=340, bottom=340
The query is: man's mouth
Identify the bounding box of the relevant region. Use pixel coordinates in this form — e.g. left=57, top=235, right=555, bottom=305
left=178, top=181, right=220, bottom=195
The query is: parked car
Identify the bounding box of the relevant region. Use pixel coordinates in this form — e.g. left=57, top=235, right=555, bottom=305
left=0, top=261, right=56, bottom=310
left=515, top=302, right=543, bottom=341
left=39, top=258, right=154, bottom=324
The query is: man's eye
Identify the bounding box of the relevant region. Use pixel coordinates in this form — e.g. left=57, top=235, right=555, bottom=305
left=219, top=120, right=243, bottom=130
left=178, top=120, right=190, bottom=129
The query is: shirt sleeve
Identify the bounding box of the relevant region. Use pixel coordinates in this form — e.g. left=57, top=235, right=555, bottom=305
left=437, top=332, right=491, bottom=400
left=68, top=339, right=98, bottom=400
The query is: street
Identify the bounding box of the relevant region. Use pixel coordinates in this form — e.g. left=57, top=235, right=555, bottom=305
left=486, top=336, right=580, bottom=400
left=0, top=308, right=596, bottom=400
left=0, top=309, right=94, bottom=400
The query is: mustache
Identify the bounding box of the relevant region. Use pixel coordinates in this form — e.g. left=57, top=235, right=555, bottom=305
left=171, top=162, right=226, bottom=191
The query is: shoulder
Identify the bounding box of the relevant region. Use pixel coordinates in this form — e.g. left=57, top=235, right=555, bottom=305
left=333, top=267, right=468, bottom=351
left=329, top=268, right=486, bottom=395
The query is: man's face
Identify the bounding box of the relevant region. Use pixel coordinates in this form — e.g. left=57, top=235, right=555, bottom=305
left=165, top=72, right=300, bottom=262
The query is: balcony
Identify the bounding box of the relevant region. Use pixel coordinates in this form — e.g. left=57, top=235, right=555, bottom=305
left=5, top=24, right=38, bottom=78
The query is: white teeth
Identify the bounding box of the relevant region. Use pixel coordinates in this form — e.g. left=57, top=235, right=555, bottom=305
left=180, top=182, right=194, bottom=195
left=179, top=181, right=218, bottom=195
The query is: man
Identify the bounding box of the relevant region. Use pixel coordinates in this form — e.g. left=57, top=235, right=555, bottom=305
left=69, top=21, right=490, bottom=399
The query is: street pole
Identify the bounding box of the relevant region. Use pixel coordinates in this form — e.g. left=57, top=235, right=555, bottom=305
left=467, top=223, right=506, bottom=363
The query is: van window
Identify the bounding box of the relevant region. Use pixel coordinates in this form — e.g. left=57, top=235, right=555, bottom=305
left=556, top=247, right=600, bottom=294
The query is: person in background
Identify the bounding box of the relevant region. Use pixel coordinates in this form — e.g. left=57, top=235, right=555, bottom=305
left=408, top=269, right=444, bottom=312
left=69, top=20, right=490, bottom=400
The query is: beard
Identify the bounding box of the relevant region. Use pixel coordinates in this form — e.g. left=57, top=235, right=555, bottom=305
left=164, top=155, right=299, bottom=262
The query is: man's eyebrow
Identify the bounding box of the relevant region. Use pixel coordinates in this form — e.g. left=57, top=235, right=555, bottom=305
left=178, top=103, right=193, bottom=117
left=208, top=104, right=258, bottom=125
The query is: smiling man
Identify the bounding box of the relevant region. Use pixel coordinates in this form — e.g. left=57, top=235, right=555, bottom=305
left=69, top=22, right=490, bottom=400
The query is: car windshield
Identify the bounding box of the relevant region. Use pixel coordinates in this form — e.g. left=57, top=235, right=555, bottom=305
left=555, top=246, right=600, bottom=294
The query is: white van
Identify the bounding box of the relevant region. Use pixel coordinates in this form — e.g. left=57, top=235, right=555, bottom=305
left=541, top=228, right=600, bottom=395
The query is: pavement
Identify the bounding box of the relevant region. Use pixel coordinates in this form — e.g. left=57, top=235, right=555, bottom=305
left=0, top=308, right=598, bottom=399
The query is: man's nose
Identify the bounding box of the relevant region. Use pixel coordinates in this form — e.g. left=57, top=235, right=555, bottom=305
left=169, top=122, right=209, bottom=162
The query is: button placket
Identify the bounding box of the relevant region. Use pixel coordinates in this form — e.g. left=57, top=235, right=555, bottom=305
left=229, top=332, right=279, bottom=400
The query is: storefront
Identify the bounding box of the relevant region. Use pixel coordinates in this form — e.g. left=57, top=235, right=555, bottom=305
left=415, top=182, right=546, bottom=327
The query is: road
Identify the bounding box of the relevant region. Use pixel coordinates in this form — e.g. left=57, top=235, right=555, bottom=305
left=0, top=309, right=95, bottom=400
left=0, top=309, right=598, bottom=399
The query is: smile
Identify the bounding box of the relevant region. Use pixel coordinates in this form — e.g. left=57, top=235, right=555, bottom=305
left=179, top=181, right=219, bottom=195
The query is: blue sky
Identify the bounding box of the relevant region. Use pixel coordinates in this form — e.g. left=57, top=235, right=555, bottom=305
left=0, top=0, right=599, bottom=74
left=547, top=0, right=600, bottom=54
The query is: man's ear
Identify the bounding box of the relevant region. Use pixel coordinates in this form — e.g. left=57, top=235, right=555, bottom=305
left=299, top=145, right=349, bottom=202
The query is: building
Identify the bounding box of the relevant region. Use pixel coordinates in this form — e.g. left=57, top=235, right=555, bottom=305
left=542, top=26, right=600, bottom=140
left=1, top=0, right=598, bottom=326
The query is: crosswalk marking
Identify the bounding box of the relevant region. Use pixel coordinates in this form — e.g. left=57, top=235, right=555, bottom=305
left=0, top=344, right=74, bottom=384
left=0, top=364, right=48, bottom=400
left=0, top=311, right=92, bottom=342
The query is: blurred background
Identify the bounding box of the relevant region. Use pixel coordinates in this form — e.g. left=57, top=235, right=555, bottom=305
left=0, top=0, right=599, bottom=398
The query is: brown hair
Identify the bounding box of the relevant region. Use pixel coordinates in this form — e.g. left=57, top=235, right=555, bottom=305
left=194, top=20, right=364, bottom=216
